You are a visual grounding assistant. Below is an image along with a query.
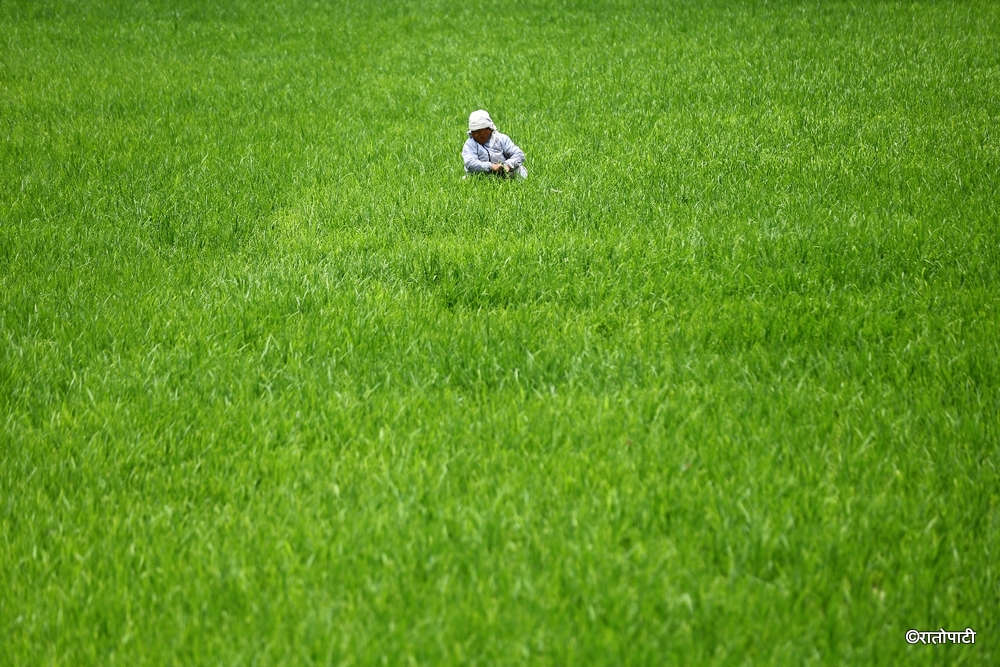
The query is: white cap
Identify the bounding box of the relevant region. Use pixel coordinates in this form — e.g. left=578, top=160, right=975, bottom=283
left=468, top=109, right=496, bottom=132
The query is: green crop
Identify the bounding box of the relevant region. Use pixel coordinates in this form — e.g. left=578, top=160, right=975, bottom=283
left=2, top=0, right=998, bottom=664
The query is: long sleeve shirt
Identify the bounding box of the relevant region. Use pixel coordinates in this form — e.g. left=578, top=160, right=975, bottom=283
left=462, top=131, right=525, bottom=174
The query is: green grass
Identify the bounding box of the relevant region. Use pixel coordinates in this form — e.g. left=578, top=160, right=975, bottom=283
left=2, top=0, right=998, bottom=664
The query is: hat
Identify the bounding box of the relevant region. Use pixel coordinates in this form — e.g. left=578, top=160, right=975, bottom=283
left=468, top=109, right=496, bottom=132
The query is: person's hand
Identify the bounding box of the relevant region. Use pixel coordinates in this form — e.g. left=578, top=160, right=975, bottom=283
left=490, top=163, right=504, bottom=173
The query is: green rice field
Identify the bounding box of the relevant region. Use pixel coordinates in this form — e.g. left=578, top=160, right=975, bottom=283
left=2, top=0, right=998, bottom=664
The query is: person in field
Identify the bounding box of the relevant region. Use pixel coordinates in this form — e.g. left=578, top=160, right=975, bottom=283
left=462, top=109, right=527, bottom=179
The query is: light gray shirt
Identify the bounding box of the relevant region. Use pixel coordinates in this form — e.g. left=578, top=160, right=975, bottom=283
left=462, top=131, right=525, bottom=174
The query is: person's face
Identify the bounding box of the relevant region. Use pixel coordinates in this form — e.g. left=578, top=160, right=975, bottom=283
left=470, top=127, right=493, bottom=145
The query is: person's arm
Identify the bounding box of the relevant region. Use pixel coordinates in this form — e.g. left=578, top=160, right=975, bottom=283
left=499, top=134, right=525, bottom=170
left=462, top=140, right=493, bottom=173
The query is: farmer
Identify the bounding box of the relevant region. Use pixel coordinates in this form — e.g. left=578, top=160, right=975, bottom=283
left=462, top=109, right=527, bottom=179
